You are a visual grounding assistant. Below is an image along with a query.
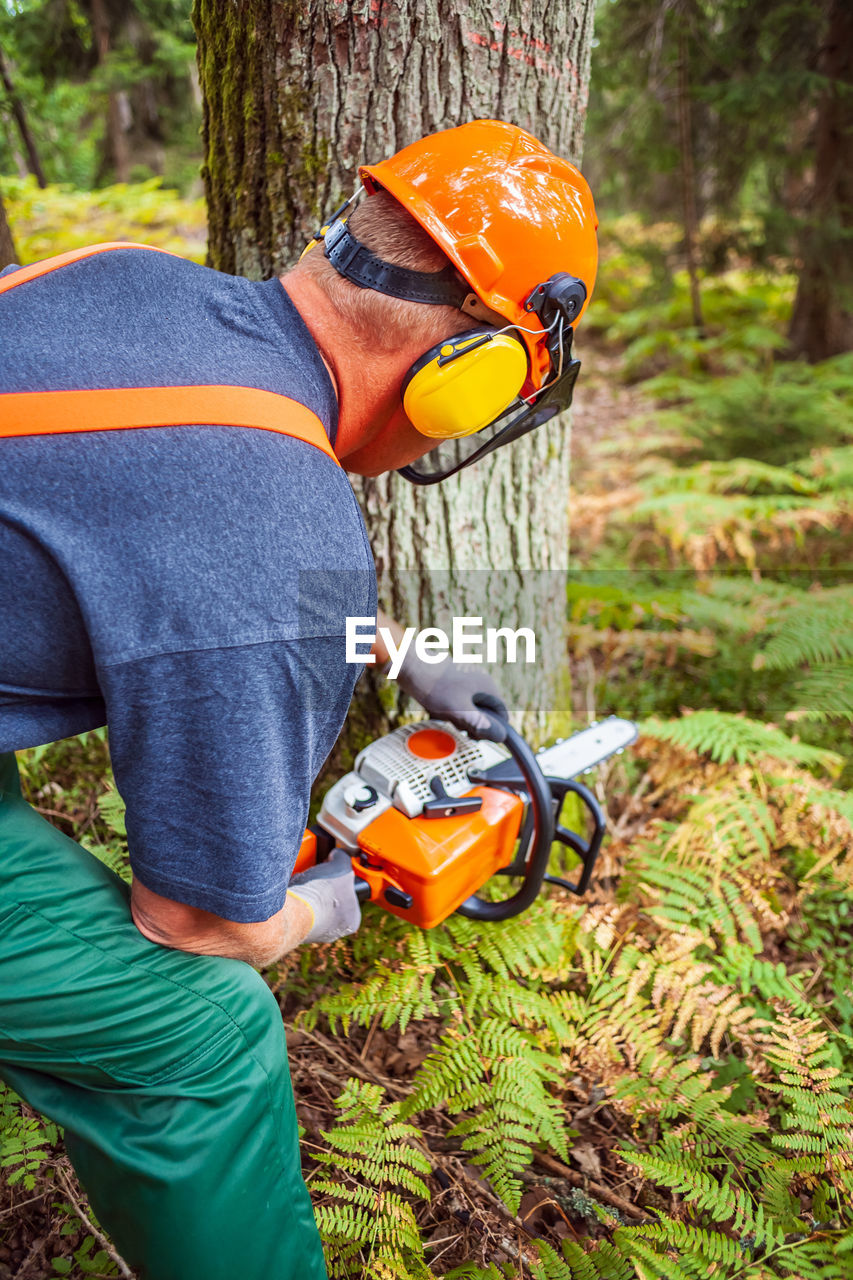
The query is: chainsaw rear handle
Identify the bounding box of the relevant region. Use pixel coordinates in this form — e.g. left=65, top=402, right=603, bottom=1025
left=455, top=710, right=555, bottom=922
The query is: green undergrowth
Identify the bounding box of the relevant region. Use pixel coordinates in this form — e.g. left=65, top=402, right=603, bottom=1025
left=574, top=218, right=852, bottom=579
left=7, top=694, right=852, bottom=1276
left=287, top=717, right=853, bottom=1277
left=566, top=571, right=853, bottom=773
left=1, top=174, right=207, bottom=265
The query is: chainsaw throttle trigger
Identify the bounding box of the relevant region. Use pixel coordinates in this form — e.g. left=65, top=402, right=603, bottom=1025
left=354, top=876, right=372, bottom=903
left=421, top=775, right=483, bottom=819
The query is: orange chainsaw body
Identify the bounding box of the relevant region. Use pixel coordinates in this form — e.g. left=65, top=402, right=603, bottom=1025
left=292, top=829, right=319, bottom=877
left=292, top=787, right=523, bottom=929
left=355, top=785, right=524, bottom=928
left=289, top=715, right=637, bottom=929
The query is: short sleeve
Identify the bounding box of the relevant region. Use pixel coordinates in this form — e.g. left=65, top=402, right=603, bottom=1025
left=100, top=635, right=358, bottom=922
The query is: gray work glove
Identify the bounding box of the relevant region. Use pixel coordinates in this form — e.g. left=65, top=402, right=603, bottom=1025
left=395, top=653, right=509, bottom=743
left=288, top=850, right=362, bottom=944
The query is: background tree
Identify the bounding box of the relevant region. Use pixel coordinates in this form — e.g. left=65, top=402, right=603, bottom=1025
left=0, top=191, right=16, bottom=269
left=0, top=0, right=200, bottom=190
left=788, top=0, right=853, bottom=361
left=586, top=0, right=852, bottom=359
left=194, top=0, right=596, bottom=744
left=0, top=41, right=46, bottom=186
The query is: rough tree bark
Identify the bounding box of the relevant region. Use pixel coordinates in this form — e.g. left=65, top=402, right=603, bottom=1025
left=194, top=0, right=595, bottom=742
left=788, top=0, right=853, bottom=362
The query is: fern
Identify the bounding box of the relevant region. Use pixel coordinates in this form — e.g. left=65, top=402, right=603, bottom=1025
left=620, top=1219, right=748, bottom=1269
left=713, top=944, right=813, bottom=1016
left=531, top=1239, right=635, bottom=1280
left=789, top=662, right=853, bottom=722
left=629, top=852, right=764, bottom=950
left=404, top=1017, right=569, bottom=1214
left=311, top=1078, right=432, bottom=1279
left=755, top=586, right=853, bottom=671
left=642, top=710, right=841, bottom=771
left=97, top=782, right=127, bottom=836
left=760, top=1011, right=853, bottom=1167
left=0, top=1084, right=59, bottom=1190
left=302, top=904, right=575, bottom=1035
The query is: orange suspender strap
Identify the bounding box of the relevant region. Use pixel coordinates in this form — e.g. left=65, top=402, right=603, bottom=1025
left=0, top=244, right=340, bottom=466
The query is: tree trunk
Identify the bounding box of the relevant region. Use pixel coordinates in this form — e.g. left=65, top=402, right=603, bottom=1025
left=677, top=13, right=704, bottom=335
left=0, top=43, right=47, bottom=187
left=194, top=0, right=595, bottom=744
left=0, top=191, right=17, bottom=270
left=90, top=0, right=131, bottom=184
left=788, top=0, right=853, bottom=362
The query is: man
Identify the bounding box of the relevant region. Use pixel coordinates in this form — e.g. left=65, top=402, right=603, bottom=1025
left=0, top=120, right=597, bottom=1278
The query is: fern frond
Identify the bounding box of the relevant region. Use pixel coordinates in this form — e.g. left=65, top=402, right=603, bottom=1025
left=760, top=1012, right=853, bottom=1163
left=756, top=586, right=853, bottom=670
left=312, top=1079, right=432, bottom=1279
left=531, top=1239, right=634, bottom=1280
left=642, top=709, right=841, bottom=771
left=405, top=1019, right=568, bottom=1214
left=620, top=1218, right=748, bottom=1267
left=97, top=781, right=126, bottom=836
left=789, top=662, right=853, bottom=722
left=0, top=1085, right=59, bottom=1191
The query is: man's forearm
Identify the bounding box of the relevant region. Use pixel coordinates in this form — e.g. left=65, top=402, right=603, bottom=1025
left=130, top=877, right=315, bottom=967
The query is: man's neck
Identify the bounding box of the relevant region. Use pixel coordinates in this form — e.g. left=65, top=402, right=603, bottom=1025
left=278, top=271, right=419, bottom=463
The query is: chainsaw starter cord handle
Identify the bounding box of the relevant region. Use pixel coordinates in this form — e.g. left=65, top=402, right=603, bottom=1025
left=456, top=710, right=555, bottom=922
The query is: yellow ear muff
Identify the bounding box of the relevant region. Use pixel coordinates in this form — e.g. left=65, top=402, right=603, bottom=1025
left=402, top=330, right=528, bottom=440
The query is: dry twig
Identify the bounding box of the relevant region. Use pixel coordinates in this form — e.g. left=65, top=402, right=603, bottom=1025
left=531, top=1152, right=649, bottom=1221
left=56, top=1165, right=134, bottom=1278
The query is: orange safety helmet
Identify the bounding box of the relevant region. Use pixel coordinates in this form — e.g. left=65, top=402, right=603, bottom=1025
left=359, top=119, right=599, bottom=389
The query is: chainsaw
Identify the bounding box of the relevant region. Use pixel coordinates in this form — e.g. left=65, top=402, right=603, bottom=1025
left=291, top=712, right=637, bottom=928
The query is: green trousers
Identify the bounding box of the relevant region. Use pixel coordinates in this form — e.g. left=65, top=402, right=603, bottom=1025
left=0, top=753, right=327, bottom=1280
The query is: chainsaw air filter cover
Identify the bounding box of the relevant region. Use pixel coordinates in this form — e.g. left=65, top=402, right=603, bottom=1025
left=359, top=721, right=509, bottom=816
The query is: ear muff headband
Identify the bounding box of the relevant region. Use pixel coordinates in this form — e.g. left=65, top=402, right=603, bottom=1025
left=401, top=328, right=529, bottom=440
left=324, top=220, right=469, bottom=307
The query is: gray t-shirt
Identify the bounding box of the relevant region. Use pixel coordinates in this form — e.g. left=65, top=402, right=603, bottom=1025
left=0, top=247, right=376, bottom=921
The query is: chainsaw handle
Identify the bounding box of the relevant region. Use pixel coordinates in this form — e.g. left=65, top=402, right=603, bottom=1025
left=354, top=876, right=372, bottom=903
left=455, top=712, right=555, bottom=922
